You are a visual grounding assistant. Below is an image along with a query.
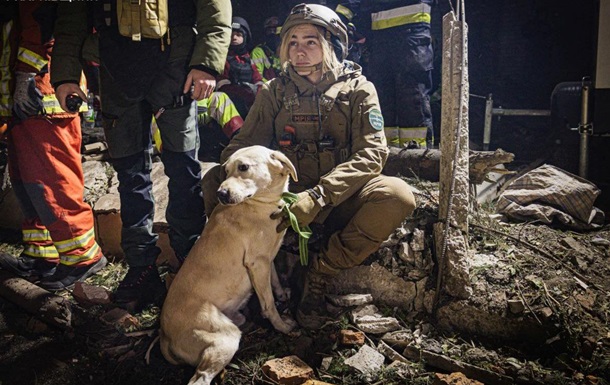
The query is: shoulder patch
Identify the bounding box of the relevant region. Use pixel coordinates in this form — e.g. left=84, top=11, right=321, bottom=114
left=369, top=108, right=384, bottom=131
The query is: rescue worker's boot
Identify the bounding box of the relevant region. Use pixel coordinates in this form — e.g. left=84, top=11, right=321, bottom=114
left=39, top=256, right=108, bottom=291
left=0, top=253, right=57, bottom=279
left=114, top=265, right=166, bottom=313
left=296, top=268, right=331, bottom=329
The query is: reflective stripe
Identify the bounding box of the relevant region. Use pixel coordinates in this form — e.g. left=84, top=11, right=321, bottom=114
left=384, top=126, right=400, bottom=147
left=17, top=47, right=48, bottom=72
left=0, top=95, right=10, bottom=117
left=54, top=227, right=96, bottom=253
left=251, top=46, right=272, bottom=81
left=60, top=242, right=101, bottom=265
left=22, top=244, right=59, bottom=259
left=371, top=4, right=431, bottom=30
left=207, top=92, right=240, bottom=128
left=0, top=21, right=13, bottom=116
left=385, top=126, right=428, bottom=148
left=23, top=228, right=52, bottom=242
left=42, top=94, right=87, bottom=114
left=336, top=4, right=354, bottom=21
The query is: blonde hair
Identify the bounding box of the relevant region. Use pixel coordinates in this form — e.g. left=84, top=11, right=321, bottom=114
left=279, top=24, right=341, bottom=75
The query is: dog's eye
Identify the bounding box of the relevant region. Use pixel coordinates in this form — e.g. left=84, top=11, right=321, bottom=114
left=238, top=164, right=249, bottom=172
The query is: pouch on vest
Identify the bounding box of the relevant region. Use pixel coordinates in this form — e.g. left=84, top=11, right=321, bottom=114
left=117, top=0, right=168, bottom=41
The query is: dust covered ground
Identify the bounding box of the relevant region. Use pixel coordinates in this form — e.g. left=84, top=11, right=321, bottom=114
left=1, top=177, right=609, bottom=385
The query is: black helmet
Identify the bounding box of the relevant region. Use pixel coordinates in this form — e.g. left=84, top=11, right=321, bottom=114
left=281, top=3, right=348, bottom=61
left=231, top=16, right=252, bottom=44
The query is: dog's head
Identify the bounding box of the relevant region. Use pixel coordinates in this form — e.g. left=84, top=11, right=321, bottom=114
left=217, top=146, right=297, bottom=205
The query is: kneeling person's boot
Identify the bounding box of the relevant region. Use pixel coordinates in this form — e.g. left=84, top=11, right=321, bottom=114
left=114, top=265, right=166, bottom=313
left=296, top=269, right=331, bottom=329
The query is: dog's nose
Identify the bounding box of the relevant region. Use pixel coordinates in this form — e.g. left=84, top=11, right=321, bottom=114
left=217, top=188, right=231, bottom=204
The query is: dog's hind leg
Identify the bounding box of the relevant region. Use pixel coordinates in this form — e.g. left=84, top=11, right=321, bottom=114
left=187, top=333, right=240, bottom=385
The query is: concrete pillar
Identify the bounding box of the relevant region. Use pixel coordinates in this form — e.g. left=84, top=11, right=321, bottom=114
left=433, top=11, right=471, bottom=300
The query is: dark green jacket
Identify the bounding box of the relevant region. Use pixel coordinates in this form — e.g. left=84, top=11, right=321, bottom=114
left=51, top=0, right=231, bottom=87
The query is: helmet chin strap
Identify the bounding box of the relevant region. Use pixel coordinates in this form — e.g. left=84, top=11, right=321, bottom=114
left=291, top=62, right=323, bottom=76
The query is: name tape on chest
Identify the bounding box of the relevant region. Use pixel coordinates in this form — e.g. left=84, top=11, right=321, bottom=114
left=292, top=114, right=320, bottom=123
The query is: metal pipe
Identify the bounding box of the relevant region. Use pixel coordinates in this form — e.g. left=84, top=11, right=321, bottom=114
left=491, top=108, right=551, bottom=117
left=483, top=94, right=493, bottom=150
left=579, top=84, right=592, bottom=178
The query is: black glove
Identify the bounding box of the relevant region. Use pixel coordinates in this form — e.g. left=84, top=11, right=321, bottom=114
left=12, top=72, right=43, bottom=121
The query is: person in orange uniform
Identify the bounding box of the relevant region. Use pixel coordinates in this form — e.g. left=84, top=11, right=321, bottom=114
left=0, top=1, right=107, bottom=291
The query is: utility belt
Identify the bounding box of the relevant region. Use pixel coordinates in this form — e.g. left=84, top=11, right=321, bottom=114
left=279, top=126, right=349, bottom=187
left=371, top=3, right=431, bottom=30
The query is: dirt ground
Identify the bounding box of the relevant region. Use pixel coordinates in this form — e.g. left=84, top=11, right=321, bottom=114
left=1, top=178, right=609, bottom=385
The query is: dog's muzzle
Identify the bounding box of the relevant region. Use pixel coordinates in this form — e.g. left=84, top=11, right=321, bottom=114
left=217, top=188, right=233, bottom=205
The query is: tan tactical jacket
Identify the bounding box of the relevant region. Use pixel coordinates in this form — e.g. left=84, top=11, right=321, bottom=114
left=221, top=62, right=388, bottom=208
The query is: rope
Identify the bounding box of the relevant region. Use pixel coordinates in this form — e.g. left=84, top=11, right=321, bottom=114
left=281, top=192, right=312, bottom=266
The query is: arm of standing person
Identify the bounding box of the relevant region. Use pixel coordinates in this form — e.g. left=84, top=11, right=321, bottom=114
left=50, top=1, right=88, bottom=111
left=187, top=0, right=232, bottom=100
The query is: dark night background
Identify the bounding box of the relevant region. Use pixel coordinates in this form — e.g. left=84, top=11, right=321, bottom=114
left=233, top=0, right=609, bottom=210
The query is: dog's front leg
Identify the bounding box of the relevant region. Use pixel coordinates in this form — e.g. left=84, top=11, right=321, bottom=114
left=245, top=257, right=297, bottom=334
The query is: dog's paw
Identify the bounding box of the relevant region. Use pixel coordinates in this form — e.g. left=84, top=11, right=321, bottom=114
left=229, top=312, right=247, bottom=327
left=276, top=315, right=298, bottom=335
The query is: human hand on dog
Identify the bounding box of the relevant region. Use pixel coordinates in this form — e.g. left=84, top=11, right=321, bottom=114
left=271, top=191, right=321, bottom=233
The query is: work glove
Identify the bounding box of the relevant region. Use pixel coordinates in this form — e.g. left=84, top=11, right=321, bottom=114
left=12, top=72, right=43, bottom=121
left=271, top=191, right=322, bottom=233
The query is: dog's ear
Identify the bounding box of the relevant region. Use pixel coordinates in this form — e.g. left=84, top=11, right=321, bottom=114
left=270, top=151, right=298, bottom=182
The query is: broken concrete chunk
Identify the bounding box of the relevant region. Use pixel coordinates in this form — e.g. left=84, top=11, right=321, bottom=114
left=72, top=282, right=111, bottom=307
left=354, top=315, right=401, bottom=334
left=560, top=236, right=588, bottom=255
left=387, top=360, right=417, bottom=379
left=507, top=299, right=525, bottom=314
left=410, top=228, right=425, bottom=251
left=398, top=242, right=416, bottom=265
left=340, top=329, right=365, bottom=346
left=433, top=372, right=484, bottom=385
left=349, top=304, right=379, bottom=323
left=538, top=307, right=553, bottom=320
left=320, top=357, right=333, bottom=371
left=591, top=237, right=610, bottom=247
left=377, top=340, right=409, bottom=363
left=301, top=380, right=335, bottom=385
left=100, top=308, right=140, bottom=329
left=262, top=355, right=314, bottom=385
left=344, top=344, right=385, bottom=378
left=381, top=330, right=414, bottom=349
left=326, top=293, right=373, bottom=307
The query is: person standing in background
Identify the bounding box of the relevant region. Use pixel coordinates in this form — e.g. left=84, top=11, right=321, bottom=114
left=361, top=0, right=435, bottom=148
left=51, top=0, right=232, bottom=312
left=0, top=1, right=107, bottom=291
left=251, top=16, right=282, bottom=82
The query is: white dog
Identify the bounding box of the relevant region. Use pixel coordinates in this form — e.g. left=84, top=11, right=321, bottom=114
left=159, top=145, right=298, bottom=385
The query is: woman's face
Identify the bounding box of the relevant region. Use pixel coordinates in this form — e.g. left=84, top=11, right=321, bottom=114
left=231, top=31, right=244, bottom=46
left=288, top=24, right=323, bottom=76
